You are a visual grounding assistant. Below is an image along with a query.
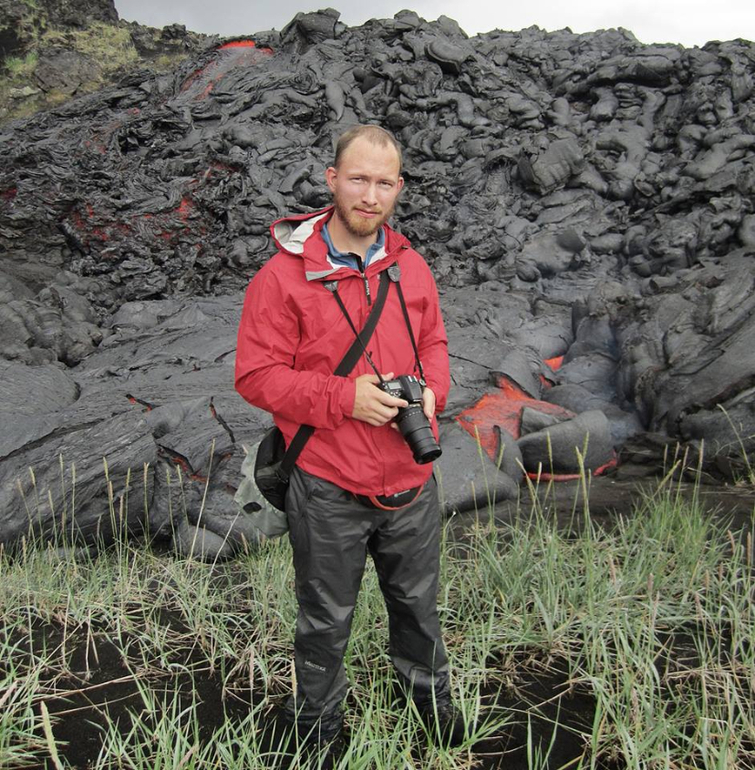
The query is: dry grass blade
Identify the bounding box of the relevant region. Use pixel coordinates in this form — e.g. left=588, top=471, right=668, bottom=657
left=40, top=701, right=64, bottom=770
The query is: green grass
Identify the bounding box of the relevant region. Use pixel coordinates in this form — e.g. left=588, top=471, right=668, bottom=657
left=717, top=405, right=755, bottom=486
left=40, top=22, right=139, bottom=75
left=3, top=52, right=39, bottom=78
left=0, top=473, right=752, bottom=768
left=0, top=13, right=194, bottom=123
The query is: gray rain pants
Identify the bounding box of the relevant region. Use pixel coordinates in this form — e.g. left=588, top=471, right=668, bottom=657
left=283, top=466, right=449, bottom=732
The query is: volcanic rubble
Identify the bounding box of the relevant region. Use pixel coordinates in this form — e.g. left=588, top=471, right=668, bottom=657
left=1, top=8, right=755, bottom=557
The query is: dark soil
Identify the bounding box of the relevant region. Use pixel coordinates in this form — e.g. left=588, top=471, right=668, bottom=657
left=17, top=621, right=614, bottom=769
left=3, top=611, right=254, bottom=770
left=473, top=657, right=621, bottom=770
left=8, top=470, right=753, bottom=769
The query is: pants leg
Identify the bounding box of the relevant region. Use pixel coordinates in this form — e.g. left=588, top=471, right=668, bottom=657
left=368, top=475, right=450, bottom=707
left=284, top=467, right=373, bottom=731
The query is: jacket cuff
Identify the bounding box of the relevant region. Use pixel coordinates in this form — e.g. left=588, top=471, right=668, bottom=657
left=425, top=380, right=447, bottom=413
left=340, top=378, right=357, bottom=420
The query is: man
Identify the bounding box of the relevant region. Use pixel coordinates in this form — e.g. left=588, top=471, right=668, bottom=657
left=235, top=125, right=462, bottom=749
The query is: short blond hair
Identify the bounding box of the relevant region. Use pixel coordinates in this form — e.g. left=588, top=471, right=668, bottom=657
left=334, top=125, right=403, bottom=171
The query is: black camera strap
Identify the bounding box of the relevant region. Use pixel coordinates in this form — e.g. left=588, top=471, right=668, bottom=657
left=324, top=264, right=424, bottom=386
left=325, top=280, right=383, bottom=381
left=279, top=269, right=392, bottom=477
left=387, top=264, right=425, bottom=384
left=325, top=268, right=393, bottom=378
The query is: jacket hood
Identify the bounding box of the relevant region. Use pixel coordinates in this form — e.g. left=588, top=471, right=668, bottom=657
left=270, top=206, right=410, bottom=282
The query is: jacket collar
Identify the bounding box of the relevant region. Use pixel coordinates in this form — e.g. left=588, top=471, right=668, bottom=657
left=270, top=206, right=409, bottom=282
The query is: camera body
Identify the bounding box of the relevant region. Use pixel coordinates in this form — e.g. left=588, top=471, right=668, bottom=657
left=380, top=375, right=442, bottom=464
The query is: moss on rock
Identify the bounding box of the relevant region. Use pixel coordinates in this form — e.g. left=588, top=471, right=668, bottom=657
left=0, top=2, right=208, bottom=123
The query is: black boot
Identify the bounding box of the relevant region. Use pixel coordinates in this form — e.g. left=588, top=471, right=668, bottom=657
left=299, top=726, right=346, bottom=769
left=284, top=710, right=345, bottom=768
left=419, top=699, right=466, bottom=747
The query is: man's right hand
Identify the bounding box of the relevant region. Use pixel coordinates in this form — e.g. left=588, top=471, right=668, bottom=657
left=352, top=372, right=408, bottom=427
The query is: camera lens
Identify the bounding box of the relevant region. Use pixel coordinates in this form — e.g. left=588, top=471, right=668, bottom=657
left=395, top=405, right=442, bottom=464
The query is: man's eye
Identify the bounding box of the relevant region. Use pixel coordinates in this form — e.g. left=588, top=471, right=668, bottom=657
left=379, top=181, right=393, bottom=189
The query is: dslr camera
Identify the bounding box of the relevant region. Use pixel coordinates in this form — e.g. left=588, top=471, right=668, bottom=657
left=380, top=375, right=442, bottom=464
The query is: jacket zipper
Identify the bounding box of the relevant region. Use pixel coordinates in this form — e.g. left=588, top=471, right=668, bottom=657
left=353, top=255, right=372, bottom=306
left=344, top=244, right=408, bottom=305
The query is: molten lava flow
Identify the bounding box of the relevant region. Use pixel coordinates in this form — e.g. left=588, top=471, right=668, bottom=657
left=71, top=205, right=130, bottom=245
left=126, top=394, right=154, bottom=411
left=456, top=373, right=616, bottom=481
left=180, top=40, right=273, bottom=99
left=219, top=40, right=273, bottom=54
left=457, top=376, right=573, bottom=455
left=177, top=197, right=193, bottom=221
left=69, top=192, right=206, bottom=251
left=159, top=446, right=208, bottom=483
left=210, top=398, right=235, bottom=443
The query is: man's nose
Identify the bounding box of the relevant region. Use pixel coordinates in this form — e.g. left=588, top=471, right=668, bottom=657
left=361, top=183, right=378, bottom=205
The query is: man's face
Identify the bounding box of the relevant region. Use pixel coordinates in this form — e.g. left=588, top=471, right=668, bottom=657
left=325, top=137, right=404, bottom=240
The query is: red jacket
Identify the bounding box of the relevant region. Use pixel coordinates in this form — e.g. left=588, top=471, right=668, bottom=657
left=235, top=207, right=450, bottom=497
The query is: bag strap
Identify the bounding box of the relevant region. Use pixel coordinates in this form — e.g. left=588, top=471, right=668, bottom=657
left=330, top=268, right=391, bottom=376
left=325, top=269, right=391, bottom=379
left=279, top=269, right=392, bottom=476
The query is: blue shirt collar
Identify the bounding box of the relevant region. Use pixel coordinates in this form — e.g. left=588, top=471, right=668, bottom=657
left=322, top=221, right=385, bottom=269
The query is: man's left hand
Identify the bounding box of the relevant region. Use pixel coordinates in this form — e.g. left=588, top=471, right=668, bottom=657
left=389, top=385, right=436, bottom=431
left=422, top=386, right=436, bottom=422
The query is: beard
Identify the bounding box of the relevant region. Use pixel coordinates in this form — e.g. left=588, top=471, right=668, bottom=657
left=332, top=192, right=394, bottom=239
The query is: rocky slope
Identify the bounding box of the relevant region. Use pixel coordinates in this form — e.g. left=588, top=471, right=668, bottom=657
left=0, top=0, right=210, bottom=122
left=1, top=8, right=754, bottom=557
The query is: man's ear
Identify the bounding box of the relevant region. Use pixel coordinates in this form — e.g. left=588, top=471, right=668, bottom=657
left=325, top=166, right=337, bottom=192
left=397, top=176, right=405, bottom=194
